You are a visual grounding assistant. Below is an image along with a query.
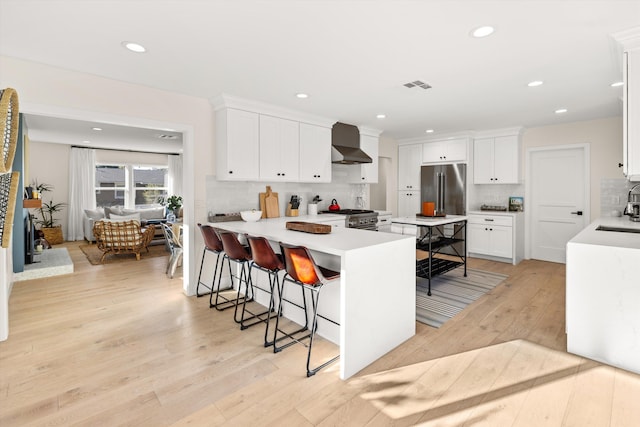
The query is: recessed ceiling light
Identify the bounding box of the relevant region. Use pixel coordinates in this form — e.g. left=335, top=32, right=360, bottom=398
left=555, top=108, right=568, bottom=114
left=376, top=114, right=386, bottom=119
left=92, top=127, right=102, bottom=131
left=471, top=26, right=495, bottom=38
left=82, top=140, right=91, bottom=144
left=296, top=93, right=308, bottom=99
left=425, top=129, right=434, bottom=133
left=122, top=41, right=146, bottom=53
left=611, top=81, right=624, bottom=87
left=528, top=80, right=544, bottom=87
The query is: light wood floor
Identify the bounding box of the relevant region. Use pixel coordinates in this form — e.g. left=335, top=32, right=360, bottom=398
left=1, top=242, right=639, bottom=426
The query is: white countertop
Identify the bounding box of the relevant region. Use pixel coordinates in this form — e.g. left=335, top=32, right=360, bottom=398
left=568, top=217, right=640, bottom=250
left=391, top=215, right=468, bottom=227
left=210, top=215, right=413, bottom=256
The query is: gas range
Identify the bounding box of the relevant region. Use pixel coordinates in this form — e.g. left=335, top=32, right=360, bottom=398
left=320, top=209, right=379, bottom=230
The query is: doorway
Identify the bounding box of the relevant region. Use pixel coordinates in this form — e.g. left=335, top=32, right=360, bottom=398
left=526, top=144, right=590, bottom=263
left=370, top=156, right=390, bottom=210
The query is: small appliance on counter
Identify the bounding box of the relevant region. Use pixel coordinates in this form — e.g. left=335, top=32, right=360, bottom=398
left=625, top=183, right=640, bottom=222
left=480, top=204, right=508, bottom=212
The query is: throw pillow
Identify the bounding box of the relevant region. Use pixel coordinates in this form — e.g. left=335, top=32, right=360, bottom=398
left=84, top=208, right=104, bottom=220
left=109, top=213, right=141, bottom=222
left=104, top=206, right=124, bottom=219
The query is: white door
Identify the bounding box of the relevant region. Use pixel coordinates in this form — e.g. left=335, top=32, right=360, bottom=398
left=529, top=146, right=589, bottom=263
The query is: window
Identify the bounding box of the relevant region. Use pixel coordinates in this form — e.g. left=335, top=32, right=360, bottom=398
left=95, top=164, right=168, bottom=208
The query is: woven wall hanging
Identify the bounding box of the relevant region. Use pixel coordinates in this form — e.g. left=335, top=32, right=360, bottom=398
left=0, top=171, right=20, bottom=248
left=0, top=88, right=19, bottom=173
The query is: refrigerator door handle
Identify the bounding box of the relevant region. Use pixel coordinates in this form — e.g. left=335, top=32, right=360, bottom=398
left=438, top=172, right=446, bottom=213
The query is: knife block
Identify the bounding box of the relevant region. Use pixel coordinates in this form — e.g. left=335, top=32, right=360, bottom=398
left=285, top=203, right=299, bottom=217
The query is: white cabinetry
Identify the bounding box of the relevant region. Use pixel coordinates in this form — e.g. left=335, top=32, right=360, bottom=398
left=422, top=138, right=467, bottom=163
left=390, top=222, right=417, bottom=236
left=299, top=123, right=332, bottom=182
left=259, top=115, right=299, bottom=181
left=215, top=108, right=260, bottom=181
left=467, top=212, right=523, bottom=265
left=398, top=144, right=422, bottom=190
left=348, top=131, right=380, bottom=183
left=398, top=191, right=420, bottom=217
left=473, top=134, right=520, bottom=184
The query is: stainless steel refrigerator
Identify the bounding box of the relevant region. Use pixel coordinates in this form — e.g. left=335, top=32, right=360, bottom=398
left=420, top=164, right=466, bottom=215
left=420, top=164, right=467, bottom=254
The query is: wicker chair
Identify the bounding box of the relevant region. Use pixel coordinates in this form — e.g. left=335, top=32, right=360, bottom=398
left=93, top=220, right=155, bottom=262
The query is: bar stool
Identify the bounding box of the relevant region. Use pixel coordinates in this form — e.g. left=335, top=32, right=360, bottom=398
left=216, top=230, right=254, bottom=318
left=196, top=223, right=225, bottom=298
left=276, top=242, right=340, bottom=377
left=243, top=235, right=284, bottom=341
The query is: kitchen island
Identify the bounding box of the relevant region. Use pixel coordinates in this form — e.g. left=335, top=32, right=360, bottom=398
left=211, top=215, right=416, bottom=379
left=391, top=215, right=468, bottom=295
left=566, top=217, right=640, bottom=374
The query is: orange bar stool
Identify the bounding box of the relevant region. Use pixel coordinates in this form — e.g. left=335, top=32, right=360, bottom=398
left=244, top=235, right=285, bottom=343
left=276, top=242, right=340, bottom=377
left=196, top=223, right=225, bottom=298
left=217, top=230, right=254, bottom=319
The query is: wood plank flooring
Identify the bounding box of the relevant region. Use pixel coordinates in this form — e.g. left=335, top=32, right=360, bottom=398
left=1, top=242, right=639, bottom=426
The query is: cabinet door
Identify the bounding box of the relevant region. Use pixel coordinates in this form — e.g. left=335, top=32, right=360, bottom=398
left=422, top=141, right=444, bottom=163
left=445, top=138, right=468, bottom=162
left=299, top=123, right=331, bottom=182
left=488, top=225, right=513, bottom=258
left=493, top=135, right=519, bottom=183
left=473, top=137, right=494, bottom=184
left=259, top=115, right=299, bottom=181
left=625, top=49, right=640, bottom=180
left=467, top=223, right=490, bottom=254
left=349, top=134, right=379, bottom=183
left=218, top=108, right=260, bottom=181
left=398, top=191, right=420, bottom=217
left=398, top=144, right=422, bottom=190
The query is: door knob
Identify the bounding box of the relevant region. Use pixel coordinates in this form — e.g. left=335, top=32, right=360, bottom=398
left=570, top=211, right=583, bottom=216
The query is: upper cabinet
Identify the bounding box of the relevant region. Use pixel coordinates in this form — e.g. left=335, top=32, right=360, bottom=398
left=215, top=108, right=260, bottom=181
left=422, top=138, right=467, bottom=163
left=473, top=132, right=521, bottom=184
left=212, top=95, right=335, bottom=182
left=398, top=143, right=422, bottom=190
left=347, top=129, right=381, bottom=183
left=299, top=123, right=331, bottom=182
left=259, top=115, right=300, bottom=181
left=614, top=28, right=640, bottom=181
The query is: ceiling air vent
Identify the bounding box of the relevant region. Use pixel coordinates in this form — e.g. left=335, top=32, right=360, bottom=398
left=403, top=80, right=432, bottom=90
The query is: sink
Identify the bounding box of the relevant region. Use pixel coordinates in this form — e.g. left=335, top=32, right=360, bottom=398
left=596, top=225, right=640, bottom=234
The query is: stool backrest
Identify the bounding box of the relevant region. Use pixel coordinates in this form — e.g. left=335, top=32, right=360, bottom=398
left=247, top=235, right=283, bottom=271
left=198, top=223, right=223, bottom=252
left=279, top=242, right=322, bottom=286
left=218, top=230, right=251, bottom=261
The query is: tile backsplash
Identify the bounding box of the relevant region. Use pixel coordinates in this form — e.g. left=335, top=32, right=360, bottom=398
left=206, top=166, right=369, bottom=217
left=468, top=183, right=525, bottom=210
left=600, top=178, right=639, bottom=217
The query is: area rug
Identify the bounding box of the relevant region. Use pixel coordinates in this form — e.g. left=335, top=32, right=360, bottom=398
left=13, top=248, right=74, bottom=281
left=80, top=243, right=169, bottom=265
left=416, top=268, right=508, bottom=328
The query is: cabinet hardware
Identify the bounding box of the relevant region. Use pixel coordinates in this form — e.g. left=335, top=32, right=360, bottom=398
left=619, top=163, right=624, bottom=168
left=484, top=218, right=494, bottom=221
left=570, top=211, right=583, bottom=216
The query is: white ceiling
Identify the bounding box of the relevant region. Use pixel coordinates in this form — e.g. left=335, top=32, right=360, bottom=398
left=1, top=0, right=639, bottom=150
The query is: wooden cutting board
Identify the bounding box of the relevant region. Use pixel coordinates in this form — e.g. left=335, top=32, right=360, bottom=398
left=259, top=186, right=280, bottom=218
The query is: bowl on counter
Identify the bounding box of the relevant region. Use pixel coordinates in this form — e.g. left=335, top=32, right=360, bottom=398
left=240, top=210, right=262, bottom=222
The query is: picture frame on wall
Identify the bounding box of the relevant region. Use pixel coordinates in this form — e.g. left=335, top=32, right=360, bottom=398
left=509, top=196, right=524, bottom=212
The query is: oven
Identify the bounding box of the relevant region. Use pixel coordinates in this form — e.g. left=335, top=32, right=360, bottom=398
left=320, top=209, right=379, bottom=231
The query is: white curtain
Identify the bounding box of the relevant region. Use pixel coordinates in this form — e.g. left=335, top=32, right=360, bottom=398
left=67, top=147, right=96, bottom=241
left=168, top=154, right=183, bottom=197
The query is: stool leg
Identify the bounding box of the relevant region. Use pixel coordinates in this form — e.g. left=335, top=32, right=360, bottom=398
left=196, top=248, right=210, bottom=297
left=305, top=287, right=340, bottom=377
left=263, top=271, right=280, bottom=346
left=272, top=276, right=312, bottom=354
left=210, top=255, right=239, bottom=311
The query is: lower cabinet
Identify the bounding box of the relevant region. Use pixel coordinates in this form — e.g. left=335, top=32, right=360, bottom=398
left=390, top=223, right=417, bottom=236
left=398, top=191, right=420, bottom=217
left=467, top=212, right=523, bottom=265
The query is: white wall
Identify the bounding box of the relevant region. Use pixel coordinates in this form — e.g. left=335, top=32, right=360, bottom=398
left=0, top=55, right=215, bottom=340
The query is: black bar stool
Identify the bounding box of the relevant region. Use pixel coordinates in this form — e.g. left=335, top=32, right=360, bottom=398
left=243, top=235, right=284, bottom=341
left=276, top=242, right=340, bottom=377
left=196, top=223, right=224, bottom=297
left=217, top=230, right=254, bottom=318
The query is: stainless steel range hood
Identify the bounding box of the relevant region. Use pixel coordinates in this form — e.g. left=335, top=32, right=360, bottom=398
left=331, top=122, right=372, bottom=164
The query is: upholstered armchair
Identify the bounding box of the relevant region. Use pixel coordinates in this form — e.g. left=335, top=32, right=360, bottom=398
left=92, top=220, right=155, bottom=262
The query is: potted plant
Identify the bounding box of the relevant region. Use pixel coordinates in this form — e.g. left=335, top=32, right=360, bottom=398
left=157, top=195, right=183, bottom=218
left=33, top=181, right=66, bottom=245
